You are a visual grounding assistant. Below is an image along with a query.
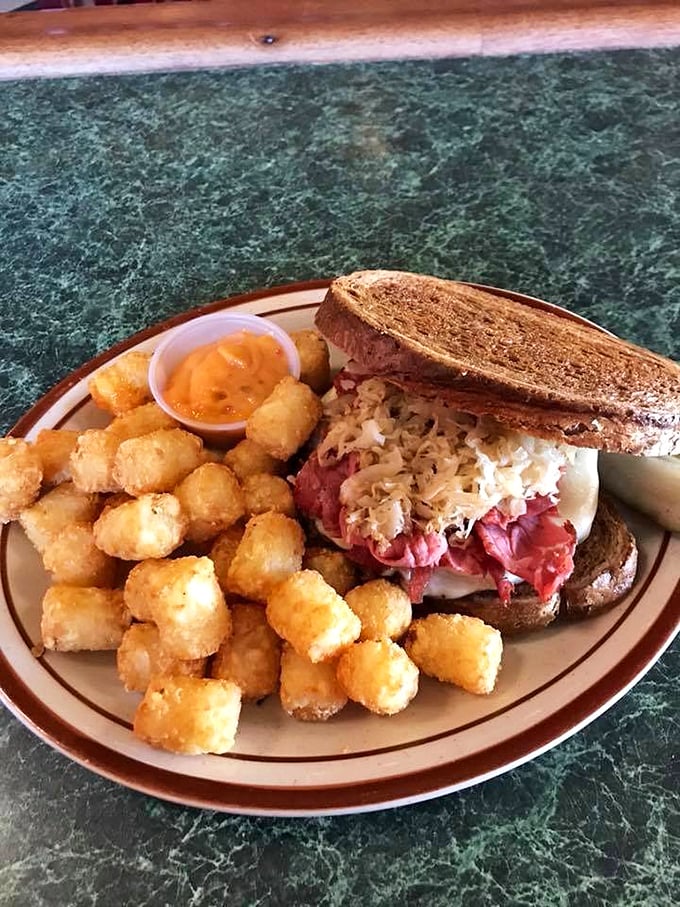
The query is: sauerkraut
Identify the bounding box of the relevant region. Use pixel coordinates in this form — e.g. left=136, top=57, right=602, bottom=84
left=317, top=378, right=572, bottom=551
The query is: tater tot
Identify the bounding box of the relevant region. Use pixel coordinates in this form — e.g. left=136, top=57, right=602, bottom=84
left=336, top=640, right=419, bottom=715
left=266, top=570, right=361, bottom=663
left=99, top=492, right=134, bottom=517
left=0, top=437, right=43, bottom=523
left=345, top=579, right=412, bottom=641
left=242, top=473, right=295, bottom=518
left=279, top=644, right=347, bottom=721
left=19, top=482, right=101, bottom=555
left=123, top=558, right=168, bottom=621
left=133, top=675, right=241, bottom=755
left=33, top=429, right=79, bottom=486
left=117, top=623, right=206, bottom=693
left=404, top=614, right=502, bottom=695
left=210, top=602, right=281, bottom=700
left=200, top=447, right=224, bottom=465
left=89, top=351, right=152, bottom=415
left=245, top=376, right=323, bottom=460
left=41, top=585, right=131, bottom=651
left=290, top=329, right=331, bottom=395
left=106, top=402, right=178, bottom=441
left=208, top=524, right=245, bottom=594
left=173, top=463, right=245, bottom=542
left=223, top=438, right=284, bottom=481
left=302, top=547, right=358, bottom=596
left=42, top=522, right=117, bottom=587
left=148, top=556, right=231, bottom=659
left=113, top=428, right=204, bottom=496
left=70, top=429, right=121, bottom=493
left=93, top=493, right=187, bottom=560
left=226, top=512, right=304, bottom=603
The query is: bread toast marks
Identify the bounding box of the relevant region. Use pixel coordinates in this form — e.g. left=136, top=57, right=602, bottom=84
left=317, top=271, right=680, bottom=456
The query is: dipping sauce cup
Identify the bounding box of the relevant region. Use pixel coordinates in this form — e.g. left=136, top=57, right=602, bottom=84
left=148, top=312, right=301, bottom=446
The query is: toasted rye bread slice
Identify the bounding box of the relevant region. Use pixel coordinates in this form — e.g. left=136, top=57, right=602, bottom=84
left=425, top=586, right=561, bottom=636
left=316, top=270, right=680, bottom=455
left=417, top=496, right=638, bottom=635
left=561, top=495, right=638, bottom=620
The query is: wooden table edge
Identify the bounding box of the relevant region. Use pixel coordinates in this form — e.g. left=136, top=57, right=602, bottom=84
left=1, top=1, right=679, bottom=81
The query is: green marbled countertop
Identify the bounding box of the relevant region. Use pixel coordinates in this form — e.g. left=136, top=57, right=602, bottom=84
left=1, top=50, right=678, bottom=906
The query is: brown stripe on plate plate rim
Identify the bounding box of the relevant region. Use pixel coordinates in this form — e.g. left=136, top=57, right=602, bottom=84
left=0, top=576, right=677, bottom=814
left=1, top=521, right=670, bottom=762
left=3, top=278, right=673, bottom=814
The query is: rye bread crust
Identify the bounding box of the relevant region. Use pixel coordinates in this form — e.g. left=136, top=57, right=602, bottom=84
left=316, top=270, right=680, bottom=456
left=561, top=496, right=638, bottom=620
left=428, top=587, right=562, bottom=635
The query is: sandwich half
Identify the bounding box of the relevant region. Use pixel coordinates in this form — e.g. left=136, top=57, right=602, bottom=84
left=293, top=270, right=680, bottom=633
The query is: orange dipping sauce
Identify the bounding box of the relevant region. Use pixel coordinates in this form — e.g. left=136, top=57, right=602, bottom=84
left=163, top=331, right=289, bottom=424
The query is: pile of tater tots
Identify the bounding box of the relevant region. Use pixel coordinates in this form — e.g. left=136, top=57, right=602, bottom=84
left=0, top=328, right=503, bottom=756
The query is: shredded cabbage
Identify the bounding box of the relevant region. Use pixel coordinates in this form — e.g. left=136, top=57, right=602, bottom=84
left=317, top=378, right=573, bottom=550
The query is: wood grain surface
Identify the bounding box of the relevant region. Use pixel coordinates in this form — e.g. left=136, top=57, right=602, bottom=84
left=1, top=1, right=679, bottom=80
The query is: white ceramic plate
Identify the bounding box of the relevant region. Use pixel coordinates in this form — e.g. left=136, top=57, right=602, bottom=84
left=1, top=280, right=678, bottom=816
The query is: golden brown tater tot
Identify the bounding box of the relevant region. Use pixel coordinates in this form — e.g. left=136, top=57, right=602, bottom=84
left=226, top=512, right=304, bottom=603
left=345, top=579, right=412, bottom=641
left=245, top=376, right=322, bottom=460
left=174, top=463, right=245, bottom=542
left=147, top=556, right=231, bottom=659
left=266, top=570, right=361, bottom=663
left=242, top=473, right=295, bottom=518
left=89, top=351, right=153, bottom=415
left=290, top=329, right=331, bottom=395
left=42, top=521, right=117, bottom=587
left=117, top=623, right=206, bottom=693
left=106, top=402, right=178, bottom=441
left=336, top=640, right=419, bottom=716
left=279, top=644, right=347, bottom=722
left=0, top=437, right=43, bottom=523
left=41, top=585, right=130, bottom=651
left=19, top=482, right=101, bottom=555
left=33, top=429, right=79, bottom=486
left=208, top=525, right=246, bottom=595
left=70, top=429, right=121, bottom=494
left=93, top=493, right=187, bottom=560
left=223, top=438, right=284, bottom=481
left=133, top=675, right=241, bottom=754
left=210, top=602, right=281, bottom=700
left=405, top=614, right=502, bottom=695
left=113, top=428, right=204, bottom=496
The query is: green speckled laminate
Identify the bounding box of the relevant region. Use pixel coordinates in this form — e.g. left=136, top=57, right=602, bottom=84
left=1, top=50, right=678, bottom=907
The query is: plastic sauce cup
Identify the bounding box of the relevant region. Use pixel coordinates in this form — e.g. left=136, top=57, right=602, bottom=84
left=148, top=312, right=300, bottom=446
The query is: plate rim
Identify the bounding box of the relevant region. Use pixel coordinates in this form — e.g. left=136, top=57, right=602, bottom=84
left=2, top=277, right=678, bottom=816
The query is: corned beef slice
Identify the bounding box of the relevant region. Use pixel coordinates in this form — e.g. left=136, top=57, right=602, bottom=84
left=351, top=529, right=448, bottom=568
left=475, top=504, right=576, bottom=601
left=439, top=535, right=489, bottom=574
left=293, top=452, right=358, bottom=536
left=294, top=455, right=576, bottom=604
left=404, top=566, right=436, bottom=602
